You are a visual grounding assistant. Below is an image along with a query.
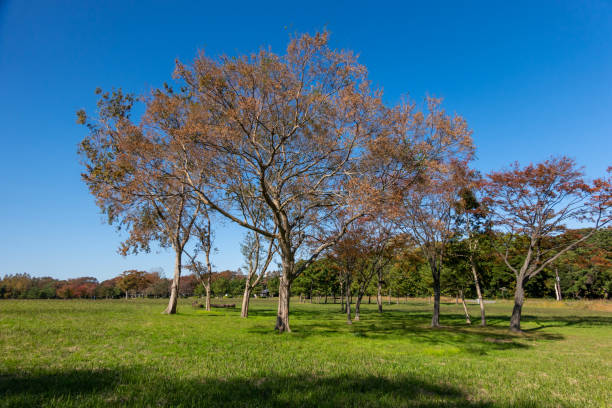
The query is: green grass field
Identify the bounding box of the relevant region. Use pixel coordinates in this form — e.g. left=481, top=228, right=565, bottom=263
left=1, top=298, right=611, bottom=407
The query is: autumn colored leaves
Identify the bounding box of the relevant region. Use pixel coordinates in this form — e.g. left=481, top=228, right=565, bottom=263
left=78, top=32, right=610, bottom=332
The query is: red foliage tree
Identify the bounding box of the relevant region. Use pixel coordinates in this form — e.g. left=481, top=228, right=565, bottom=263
left=484, top=158, right=610, bottom=331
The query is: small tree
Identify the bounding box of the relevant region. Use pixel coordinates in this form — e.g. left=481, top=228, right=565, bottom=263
left=240, top=231, right=276, bottom=317
left=453, top=172, right=489, bottom=326
left=391, top=157, right=474, bottom=327
left=484, top=158, right=610, bottom=331
left=117, top=270, right=149, bottom=299
left=183, top=206, right=215, bottom=311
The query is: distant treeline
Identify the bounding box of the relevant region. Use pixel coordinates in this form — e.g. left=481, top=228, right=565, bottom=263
left=0, top=270, right=280, bottom=300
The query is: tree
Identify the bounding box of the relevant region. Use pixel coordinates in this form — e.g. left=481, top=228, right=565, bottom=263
left=484, top=158, right=611, bottom=331
left=183, top=206, right=215, bottom=310
left=453, top=172, right=488, bottom=326
left=78, top=89, right=205, bottom=314
left=240, top=231, right=276, bottom=317
left=329, top=231, right=361, bottom=324
left=143, top=32, right=410, bottom=332
left=389, top=129, right=474, bottom=327
left=347, top=219, right=398, bottom=321
left=117, top=270, right=148, bottom=299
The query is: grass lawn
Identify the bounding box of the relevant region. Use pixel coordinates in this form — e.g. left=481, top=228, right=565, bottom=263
left=0, top=298, right=611, bottom=407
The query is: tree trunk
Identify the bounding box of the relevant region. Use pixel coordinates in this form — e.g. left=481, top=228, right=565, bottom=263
left=205, top=282, right=211, bottom=311
left=355, top=294, right=363, bottom=321
left=163, top=249, right=182, bottom=314
left=340, top=280, right=345, bottom=312
left=431, top=272, right=440, bottom=327
left=346, top=278, right=352, bottom=324
left=460, top=289, right=471, bottom=324
left=510, top=278, right=525, bottom=332
left=471, top=263, right=486, bottom=326
left=275, top=275, right=291, bottom=332
left=377, top=277, right=383, bottom=313
left=125, top=291, right=128, bottom=300
left=241, top=283, right=251, bottom=318
left=554, top=268, right=562, bottom=301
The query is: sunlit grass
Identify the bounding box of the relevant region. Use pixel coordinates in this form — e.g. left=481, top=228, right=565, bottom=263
left=1, top=298, right=610, bottom=407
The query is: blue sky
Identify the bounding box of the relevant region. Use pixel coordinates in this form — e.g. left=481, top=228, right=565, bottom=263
left=1, top=0, right=610, bottom=281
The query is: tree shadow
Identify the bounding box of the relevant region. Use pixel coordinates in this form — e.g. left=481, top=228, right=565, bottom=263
left=245, top=308, right=565, bottom=355
left=0, top=368, right=500, bottom=407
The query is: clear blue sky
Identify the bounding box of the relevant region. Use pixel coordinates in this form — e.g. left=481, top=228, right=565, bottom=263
left=1, top=0, right=610, bottom=281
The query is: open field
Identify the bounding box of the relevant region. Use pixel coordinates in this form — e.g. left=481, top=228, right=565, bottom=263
left=1, top=298, right=611, bottom=407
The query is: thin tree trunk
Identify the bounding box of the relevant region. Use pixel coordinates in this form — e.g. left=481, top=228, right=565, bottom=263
left=471, top=262, right=486, bottom=326
left=340, top=280, right=345, bottom=312
left=275, top=276, right=291, bottom=332
left=163, top=249, right=182, bottom=314
left=460, top=289, right=471, bottom=324
left=377, top=277, right=383, bottom=313
left=355, top=294, right=363, bottom=321
left=431, top=271, right=441, bottom=327
left=510, top=278, right=525, bottom=332
left=241, top=281, right=251, bottom=318
left=346, top=277, right=352, bottom=324
left=554, top=268, right=562, bottom=301
left=205, top=282, right=211, bottom=311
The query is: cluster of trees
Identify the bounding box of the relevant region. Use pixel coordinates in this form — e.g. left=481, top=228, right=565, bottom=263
left=293, top=228, right=612, bottom=302
left=0, top=269, right=279, bottom=300
left=76, top=31, right=610, bottom=332
left=0, top=271, right=167, bottom=299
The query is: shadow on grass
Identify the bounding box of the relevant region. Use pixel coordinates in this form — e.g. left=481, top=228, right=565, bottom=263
left=245, top=308, right=564, bottom=355
left=0, top=368, right=496, bottom=407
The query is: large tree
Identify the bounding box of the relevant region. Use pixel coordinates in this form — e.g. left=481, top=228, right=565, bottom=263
left=78, top=89, right=204, bottom=314
left=484, top=158, right=610, bottom=331
left=144, top=32, right=422, bottom=332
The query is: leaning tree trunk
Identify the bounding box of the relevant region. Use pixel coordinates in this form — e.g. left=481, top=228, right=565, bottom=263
left=554, top=268, right=562, bottom=301
left=471, top=263, right=486, bottom=326
left=510, top=278, right=526, bottom=332
left=275, top=274, right=291, bottom=333
left=460, top=289, right=471, bottom=324
left=163, top=249, right=182, bottom=315
left=241, top=282, right=251, bottom=318
left=431, top=268, right=441, bottom=327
